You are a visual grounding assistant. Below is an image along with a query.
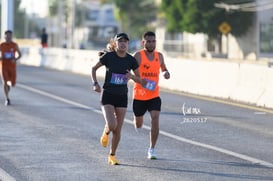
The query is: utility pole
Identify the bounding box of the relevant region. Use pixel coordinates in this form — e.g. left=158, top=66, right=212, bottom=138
left=58, top=0, right=64, bottom=47
left=1, top=0, right=14, bottom=39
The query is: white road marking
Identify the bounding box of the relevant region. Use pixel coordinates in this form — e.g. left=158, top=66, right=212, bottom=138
left=0, top=168, right=16, bottom=181
left=17, top=84, right=101, bottom=114
left=254, top=112, right=266, bottom=115
left=158, top=129, right=273, bottom=168
left=15, top=83, right=273, bottom=168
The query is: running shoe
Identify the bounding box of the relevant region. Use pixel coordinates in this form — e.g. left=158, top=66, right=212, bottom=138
left=4, top=99, right=10, bottom=106
left=100, top=132, right=109, bottom=147
left=147, top=148, right=157, bottom=160
left=7, top=81, right=12, bottom=87
left=108, top=155, right=120, bottom=165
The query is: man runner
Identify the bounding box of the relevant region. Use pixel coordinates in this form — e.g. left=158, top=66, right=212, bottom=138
left=133, top=31, right=170, bottom=159
left=0, top=30, right=22, bottom=106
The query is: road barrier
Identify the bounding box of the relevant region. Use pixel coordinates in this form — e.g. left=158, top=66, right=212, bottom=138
left=19, top=47, right=273, bottom=109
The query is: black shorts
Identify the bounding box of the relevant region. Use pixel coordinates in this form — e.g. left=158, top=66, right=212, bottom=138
left=133, top=97, right=161, bottom=117
left=101, top=90, right=128, bottom=107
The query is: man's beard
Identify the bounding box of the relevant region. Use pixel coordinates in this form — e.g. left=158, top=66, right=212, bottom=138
left=146, top=47, right=155, bottom=52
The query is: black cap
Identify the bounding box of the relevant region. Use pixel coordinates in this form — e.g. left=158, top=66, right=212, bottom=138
left=114, top=33, right=129, bottom=41
left=5, top=30, right=13, bottom=34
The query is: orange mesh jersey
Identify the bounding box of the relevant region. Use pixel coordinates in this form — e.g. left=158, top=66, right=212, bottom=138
left=0, top=41, right=18, bottom=64
left=133, top=50, right=161, bottom=100
left=0, top=42, right=18, bottom=86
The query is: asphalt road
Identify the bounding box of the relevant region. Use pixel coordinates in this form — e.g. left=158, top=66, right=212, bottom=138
left=0, top=65, right=273, bottom=181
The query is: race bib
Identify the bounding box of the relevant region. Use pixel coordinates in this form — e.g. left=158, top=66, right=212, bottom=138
left=4, top=52, right=13, bottom=59
left=144, top=79, right=157, bottom=91
left=110, top=73, right=128, bottom=85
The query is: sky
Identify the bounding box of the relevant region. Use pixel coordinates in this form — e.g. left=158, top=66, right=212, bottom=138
left=20, top=0, right=49, bottom=17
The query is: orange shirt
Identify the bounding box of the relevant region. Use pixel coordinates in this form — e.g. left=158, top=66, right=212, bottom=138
left=0, top=41, right=18, bottom=85
left=0, top=41, right=18, bottom=66
left=133, top=50, right=161, bottom=100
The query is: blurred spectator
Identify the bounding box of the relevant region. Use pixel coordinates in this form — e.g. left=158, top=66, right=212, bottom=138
left=41, top=28, right=48, bottom=48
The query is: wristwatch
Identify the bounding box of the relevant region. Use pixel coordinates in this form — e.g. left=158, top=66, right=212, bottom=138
left=93, top=81, right=98, bottom=86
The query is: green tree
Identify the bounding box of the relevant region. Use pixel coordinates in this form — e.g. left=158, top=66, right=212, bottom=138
left=161, top=0, right=254, bottom=37
left=14, top=0, right=27, bottom=37
left=48, top=0, right=85, bottom=27
left=103, top=0, right=158, bottom=38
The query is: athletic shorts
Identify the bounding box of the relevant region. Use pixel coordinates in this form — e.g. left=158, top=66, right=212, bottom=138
left=133, top=97, right=161, bottom=117
left=101, top=90, right=128, bottom=108
left=0, top=63, right=16, bottom=86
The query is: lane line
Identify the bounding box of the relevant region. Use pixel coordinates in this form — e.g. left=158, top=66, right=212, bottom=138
left=17, top=84, right=101, bottom=114
left=168, top=90, right=273, bottom=115
left=0, top=168, right=16, bottom=181
left=17, top=83, right=273, bottom=168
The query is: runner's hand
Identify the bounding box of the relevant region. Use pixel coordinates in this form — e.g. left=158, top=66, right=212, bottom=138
left=93, top=83, right=101, bottom=93
left=125, top=70, right=133, bottom=79
left=163, top=71, right=170, bottom=79
left=141, top=79, right=148, bottom=87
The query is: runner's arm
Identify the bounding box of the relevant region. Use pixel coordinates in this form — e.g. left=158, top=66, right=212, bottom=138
left=131, top=52, right=146, bottom=85
left=133, top=51, right=142, bottom=65
left=158, top=53, right=170, bottom=79
left=15, top=44, right=22, bottom=61
left=91, top=61, right=103, bottom=92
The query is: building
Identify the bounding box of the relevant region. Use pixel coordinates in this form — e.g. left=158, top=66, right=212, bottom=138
left=79, top=1, right=118, bottom=49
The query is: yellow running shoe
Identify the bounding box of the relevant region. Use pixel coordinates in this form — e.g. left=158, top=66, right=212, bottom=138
left=100, top=132, right=109, bottom=147
left=108, top=155, right=120, bottom=165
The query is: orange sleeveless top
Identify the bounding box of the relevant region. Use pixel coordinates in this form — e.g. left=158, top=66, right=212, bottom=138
left=133, top=50, right=161, bottom=100
left=0, top=42, right=18, bottom=65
